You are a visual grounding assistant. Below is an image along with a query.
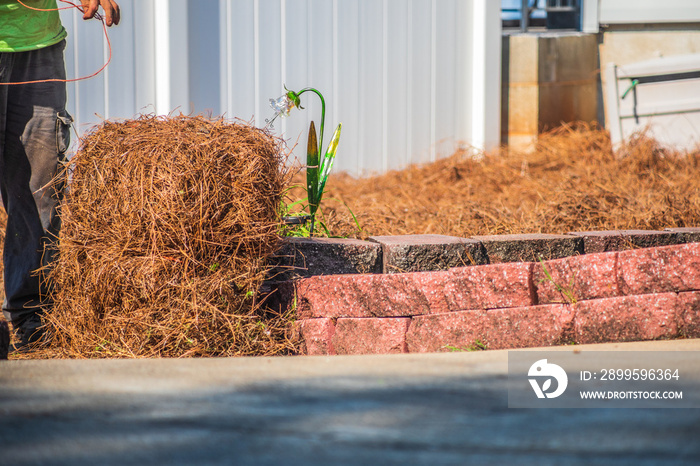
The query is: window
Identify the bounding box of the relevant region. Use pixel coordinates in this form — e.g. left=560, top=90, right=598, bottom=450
left=502, top=0, right=581, bottom=31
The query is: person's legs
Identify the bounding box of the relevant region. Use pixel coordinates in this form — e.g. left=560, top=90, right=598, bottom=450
left=0, top=320, right=8, bottom=359
left=0, top=40, right=71, bottom=348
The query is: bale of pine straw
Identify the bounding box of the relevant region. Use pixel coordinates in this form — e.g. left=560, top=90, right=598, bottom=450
left=44, top=115, right=296, bottom=358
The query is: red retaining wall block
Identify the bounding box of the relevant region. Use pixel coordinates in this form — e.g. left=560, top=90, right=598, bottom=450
left=534, top=252, right=620, bottom=304
left=297, top=318, right=336, bottom=356
left=332, top=318, right=411, bottom=355
left=406, top=304, right=575, bottom=353
left=574, top=293, right=680, bottom=344
left=484, top=304, right=575, bottom=349
left=293, top=271, right=452, bottom=319
left=617, top=243, right=700, bottom=295
left=677, top=291, right=700, bottom=339
left=406, top=310, right=487, bottom=353
left=446, top=262, right=535, bottom=311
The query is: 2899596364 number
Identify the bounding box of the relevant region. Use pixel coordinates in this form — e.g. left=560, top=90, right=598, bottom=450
left=600, top=368, right=680, bottom=381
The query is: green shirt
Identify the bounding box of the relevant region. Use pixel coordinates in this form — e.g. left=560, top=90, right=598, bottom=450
left=0, top=0, right=66, bottom=52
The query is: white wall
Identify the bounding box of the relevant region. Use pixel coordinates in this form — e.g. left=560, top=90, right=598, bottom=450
left=60, top=0, right=501, bottom=176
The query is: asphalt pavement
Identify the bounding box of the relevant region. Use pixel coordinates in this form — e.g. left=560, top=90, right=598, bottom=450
left=2, top=339, right=700, bottom=465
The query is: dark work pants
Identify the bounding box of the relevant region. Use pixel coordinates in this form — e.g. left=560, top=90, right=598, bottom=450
left=0, top=40, right=71, bottom=324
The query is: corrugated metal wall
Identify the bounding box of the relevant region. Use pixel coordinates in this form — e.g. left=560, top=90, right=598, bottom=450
left=60, top=0, right=501, bottom=176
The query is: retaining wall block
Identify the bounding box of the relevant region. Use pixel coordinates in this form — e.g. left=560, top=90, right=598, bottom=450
left=369, top=234, right=488, bottom=273
left=617, top=243, right=700, bottom=295
left=269, top=237, right=382, bottom=281
left=568, top=230, right=681, bottom=254
left=446, top=262, right=535, bottom=311
left=293, top=271, right=453, bottom=319
left=470, top=233, right=583, bottom=263
left=534, top=251, right=620, bottom=304
left=484, top=304, right=576, bottom=350
left=407, top=304, right=577, bottom=353
left=573, top=293, right=680, bottom=344
left=406, top=310, right=488, bottom=353
left=332, top=318, right=411, bottom=355
left=677, top=291, right=700, bottom=338
left=296, top=318, right=336, bottom=356
left=665, top=227, right=700, bottom=244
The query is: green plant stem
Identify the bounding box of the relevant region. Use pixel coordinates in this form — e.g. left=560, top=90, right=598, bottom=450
left=297, top=87, right=326, bottom=238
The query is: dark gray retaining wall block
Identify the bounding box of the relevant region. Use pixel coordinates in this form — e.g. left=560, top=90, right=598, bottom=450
left=470, top=233, right=583, bottom=263
left=368, top=234, right=488, bottom=273
left=568, top=230, right=681, bottom=254
left=665, top=227, right=700, bottom=244
left=269, top=237, right=382, bottom=280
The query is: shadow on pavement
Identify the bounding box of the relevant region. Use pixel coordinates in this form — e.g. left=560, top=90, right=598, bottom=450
left=2, top=373, right=699, bottom=465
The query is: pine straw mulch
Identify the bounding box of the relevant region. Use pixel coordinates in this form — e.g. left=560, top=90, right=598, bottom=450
left=309, top=124, right=700, bottom=238
left=16, top=115, right=297, bottom=359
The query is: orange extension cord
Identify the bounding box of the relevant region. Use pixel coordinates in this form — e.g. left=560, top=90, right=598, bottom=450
left=0, top=0, right=111, bottom=85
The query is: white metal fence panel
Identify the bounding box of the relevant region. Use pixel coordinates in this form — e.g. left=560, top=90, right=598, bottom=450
left=604, top=54, right=700, bottom=151
left=60, top=0, right=500, bottom=176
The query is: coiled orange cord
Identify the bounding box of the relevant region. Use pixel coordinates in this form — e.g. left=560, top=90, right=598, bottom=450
left=0, top=0, right=111, bottom=85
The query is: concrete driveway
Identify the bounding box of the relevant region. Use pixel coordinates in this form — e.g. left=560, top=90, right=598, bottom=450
left=2, top=339, right=699, bottom=465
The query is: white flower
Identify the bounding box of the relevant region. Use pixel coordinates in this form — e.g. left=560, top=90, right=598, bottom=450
left=269, top=94, right=295, bottom=117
